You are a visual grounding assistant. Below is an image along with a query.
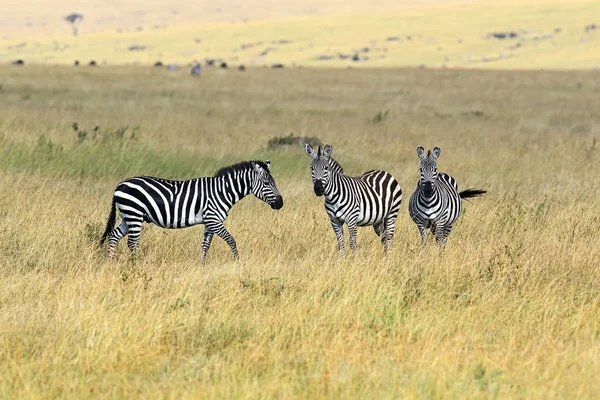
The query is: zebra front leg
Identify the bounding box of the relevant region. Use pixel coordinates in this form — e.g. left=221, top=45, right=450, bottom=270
left=330, top=221, right=345, bottom=257
left=417, top=224, right=427, bottom=246
left=435, top=225, right=452, bottom=247
left=200, top=229, right=214, bottom=264
left=207, top=222, right=238, bottom=260
left=348, top=221, right=358, bottom=252
left=373, top=221, right=383, bottom=237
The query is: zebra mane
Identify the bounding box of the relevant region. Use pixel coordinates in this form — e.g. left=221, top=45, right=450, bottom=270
left=328, top=157, right=344, bottom=174
left=214, top=160, right=271, bottom=178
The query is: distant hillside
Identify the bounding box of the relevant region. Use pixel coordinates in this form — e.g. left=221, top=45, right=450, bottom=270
left=0, top=0, right=477, bottom=37
left=1, top=0, right=598, bottom=69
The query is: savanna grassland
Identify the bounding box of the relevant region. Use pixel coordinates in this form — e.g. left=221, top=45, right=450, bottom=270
left=1, top=65, right=600, bottom=398
left=1, top=0, right=600, bottom=69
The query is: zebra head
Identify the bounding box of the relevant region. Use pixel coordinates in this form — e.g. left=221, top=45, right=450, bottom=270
left=305, top=143, right=333, bottom=196
left=250, top=160, right=284, bottom=210
left=417, top=146, right=441, bottom=197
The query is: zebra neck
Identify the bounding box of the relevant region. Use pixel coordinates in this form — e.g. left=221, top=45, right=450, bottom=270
left=323, top=171, right=345, bottom=199
left=216, top=171, right=252, bottom=207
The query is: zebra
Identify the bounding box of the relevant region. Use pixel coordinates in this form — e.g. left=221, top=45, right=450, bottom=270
left=408, top=146, right=486, bottom=246
left=99, top=160, right=283, bottom=262
left=304, top=144, right=403, bottom=255
left=190, top=63, right=201, bottom=76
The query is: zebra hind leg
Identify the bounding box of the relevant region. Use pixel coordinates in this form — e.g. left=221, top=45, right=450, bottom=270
left=200, top=228, right=214, bottom=264
left=107, top=220, right=128, bottom=259
left=125, top=215, right=144, bottom=262
left=381, top=214, right=398, bottom=255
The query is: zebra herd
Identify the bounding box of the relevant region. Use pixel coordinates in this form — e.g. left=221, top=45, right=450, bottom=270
left=100, top=145, right=485, bottom=261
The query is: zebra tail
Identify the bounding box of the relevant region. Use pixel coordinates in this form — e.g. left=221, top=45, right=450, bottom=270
left=99, top=197, right=117, bottom=247
left=459, top=188, right=487, bottom=199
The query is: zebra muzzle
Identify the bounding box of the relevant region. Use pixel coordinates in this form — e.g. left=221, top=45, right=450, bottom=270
left=271, top=196, right=284, bottom=210
left=423, top=182, right=434, bottom=197
left=313, top=182, right=324, bottom=196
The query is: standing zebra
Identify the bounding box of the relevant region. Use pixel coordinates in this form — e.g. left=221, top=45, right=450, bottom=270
left=305, top=144, right=403, bottom=255
left=99, top=160, right=283, bottom=262
left=190, top=63, right=201, bottom=76
left=409, top=146, right=486, bottom=246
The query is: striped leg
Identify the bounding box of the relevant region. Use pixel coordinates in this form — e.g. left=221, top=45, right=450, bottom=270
left=381, top=214, right=398, bottom=255
left=206, top=221, right=238, bottom=260
left=373, top=221, right=383, bottom=237
left=331, top=220, right=345, bottom=257
left=200, top=228, right=214, bottom=264
left=348, top=221, right=358, bottom=252
left=435, top=225, right=452, bottom=247
left=417, top=224, right=428, bottom=246
left=125, top=215, right=144, bottom=261
left=107, top=220, right=128, bottom=258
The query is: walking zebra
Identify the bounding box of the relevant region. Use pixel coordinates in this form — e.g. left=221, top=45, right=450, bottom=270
left=99, top=160, right=283, bottom=262
left=409, top=146, right=486, bottom=246
left=304, top=144, right=403, bottom=255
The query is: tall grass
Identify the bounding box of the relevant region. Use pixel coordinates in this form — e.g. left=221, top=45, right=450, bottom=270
left=0, top=65, right=599, bottom=398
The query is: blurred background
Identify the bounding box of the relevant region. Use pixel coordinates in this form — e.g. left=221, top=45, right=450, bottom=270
left=1, top=0, right=599, bottom=68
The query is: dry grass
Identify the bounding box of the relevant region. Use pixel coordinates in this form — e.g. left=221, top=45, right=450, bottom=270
left=1, top=65, right=600, bottom=398
left=1, top=0, right=599, bottom=69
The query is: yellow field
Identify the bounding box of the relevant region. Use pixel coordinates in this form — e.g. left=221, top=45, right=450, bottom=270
left=1, top=0, right=599, bottom=69
left=0, top=65, right=599, bottom=398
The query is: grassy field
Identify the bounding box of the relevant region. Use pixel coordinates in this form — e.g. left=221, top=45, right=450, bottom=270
left=1, top=0, right=599, bottom=69
left=1, top=65, right=600, bottom=398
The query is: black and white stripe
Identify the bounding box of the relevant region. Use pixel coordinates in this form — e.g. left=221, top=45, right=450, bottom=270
left=409, top=146, right=485, bottom=246
left=99, top=160, right=283, bottom=262
left=305, top=144, right=403, bottom=255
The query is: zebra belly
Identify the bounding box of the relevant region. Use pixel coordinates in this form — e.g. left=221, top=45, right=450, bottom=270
left=356, top=199, right=386, bottom=226
left=165, top=212, right=204, bottom=229
left=326, top=201, right=384, bottom=226
left=356, top=213, right=384, bottom=226
left=188, top=213, right=204, bottom=225
left=147, top=210, right=205, bottom=229
left=326, top=205, right=383, bottom=226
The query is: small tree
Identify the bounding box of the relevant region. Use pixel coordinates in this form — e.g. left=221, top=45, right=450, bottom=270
left=64, top=13, right=84, bottom=36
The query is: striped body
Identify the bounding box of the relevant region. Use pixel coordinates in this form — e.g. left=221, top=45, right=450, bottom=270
left=115, top=176, right=243, bottom=229
left=324, top=168, right=402, bottom=227
left=409, top=146, right=485, bottom=246
left=409, top=172, right=461, bottom=244
left=305, top=144, right=402, bottom=255
left=100, top=161, right=283, bottom=262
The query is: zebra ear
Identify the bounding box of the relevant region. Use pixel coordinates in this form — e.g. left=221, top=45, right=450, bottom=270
left=322, top=144, right=333, bottom=158
left=265, top=160, right=271, bottom=169
left=432, top=147, right=441, bottom=159
left=417, top=146, right=426, bottom=159
left=304, top=143, right=316, bottom=158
